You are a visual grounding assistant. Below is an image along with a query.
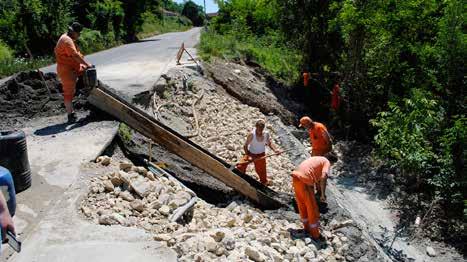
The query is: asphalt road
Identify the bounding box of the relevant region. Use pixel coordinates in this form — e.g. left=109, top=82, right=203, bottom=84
left=5, top=28, right=201, bottom=262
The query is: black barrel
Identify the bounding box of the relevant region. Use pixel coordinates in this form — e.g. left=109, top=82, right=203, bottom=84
left=0, top=130, right=32, bottom=193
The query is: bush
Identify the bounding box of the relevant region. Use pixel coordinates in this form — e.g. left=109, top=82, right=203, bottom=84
left=372, top=89, right=444, bottom=178
left=0, top=56, right=53, bottom=78
left=78, top=28, right=119, bottom=54
left=0, top=41, right=13, bottom=62
left=199, top=29, right=301, bottom=84
left=138, top=13, right=192, bottom=39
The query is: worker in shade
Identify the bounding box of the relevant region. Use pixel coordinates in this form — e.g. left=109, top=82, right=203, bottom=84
left=291, top=156, right=331, bottom=240
left=236, top=120, right=280, bottom=185
left=299, top=116, right=332, bottom=156
left=54, top=22, right=92, bottom=123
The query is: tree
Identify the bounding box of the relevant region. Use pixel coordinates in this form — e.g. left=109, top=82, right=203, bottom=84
left=182, top=1, right=205, bottom=26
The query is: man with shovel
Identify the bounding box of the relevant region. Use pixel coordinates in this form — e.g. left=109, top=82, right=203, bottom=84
left=236, top=120, right=280, bottom=185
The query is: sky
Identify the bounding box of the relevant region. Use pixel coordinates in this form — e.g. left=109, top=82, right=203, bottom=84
left=175, top=0, right=219, bottom=13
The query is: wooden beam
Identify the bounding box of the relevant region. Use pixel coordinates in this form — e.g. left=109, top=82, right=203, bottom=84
left=88, top=86, right=288, bottom=209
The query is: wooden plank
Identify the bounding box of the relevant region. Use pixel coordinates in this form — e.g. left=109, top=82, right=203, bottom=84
left=88, top=87, right=288, bottom=209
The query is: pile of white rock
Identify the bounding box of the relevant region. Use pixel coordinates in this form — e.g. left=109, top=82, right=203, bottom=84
left=154, top=70, right=296, bottom=193
left=82, top=158, right=349, bottom=261
left=81, top=159, right=195, bottom=228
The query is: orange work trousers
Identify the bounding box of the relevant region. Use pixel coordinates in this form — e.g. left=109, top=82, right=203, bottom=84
left=57, top=64, right=85, bottom=103
left=236, top=152, right=267, bottom=184
left=292, top=176, right=320, bottom=239
left=312, top=147, right=330, bottom=157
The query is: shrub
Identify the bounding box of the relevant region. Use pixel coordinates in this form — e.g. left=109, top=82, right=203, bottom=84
left=0, top=41, right=13, bottom=62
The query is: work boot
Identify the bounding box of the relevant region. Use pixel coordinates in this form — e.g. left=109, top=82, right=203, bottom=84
left=67, top=113, right=77, bottom=123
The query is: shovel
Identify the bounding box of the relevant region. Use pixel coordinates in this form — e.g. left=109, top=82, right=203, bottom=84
left=229, top=148, right=296, bottom=171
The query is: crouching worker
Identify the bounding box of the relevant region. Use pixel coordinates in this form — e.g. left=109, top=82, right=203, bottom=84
left=54, top=22, right=92, bottom=123
left=291, top=156, right=330, bottom=239
left=236, top=120, right=280, bottom=185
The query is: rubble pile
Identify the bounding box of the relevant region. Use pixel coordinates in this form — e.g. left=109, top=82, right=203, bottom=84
left=154, top=68, right=295, bottom=193
left=82, top=158, right=354, bottom=261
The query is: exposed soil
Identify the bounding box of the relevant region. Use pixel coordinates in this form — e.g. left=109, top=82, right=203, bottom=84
left=0, top=71, right=91, bottom=129
left=204, top=59, right=306, bottom=126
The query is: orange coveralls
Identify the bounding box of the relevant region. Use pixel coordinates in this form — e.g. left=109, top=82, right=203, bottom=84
left=331, top=83, right=341, bottom=111
left=303, top=72, right=310, bottom=87
left=308, top=122, right=331, bottom=156
left=54, top=34, right=86, bottom=103
left=292, top=156, right=330, bottom=239
left=236, top=153, right=267, bottom=184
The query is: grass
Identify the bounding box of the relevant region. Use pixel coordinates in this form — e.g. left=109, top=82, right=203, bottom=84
left=118, top=123, right=133, bottom=143
left=0, top=57, right=53, bottom=78
left=199, top=29, right=302, bottom=85
left=138, top=15, right=192, bottom=39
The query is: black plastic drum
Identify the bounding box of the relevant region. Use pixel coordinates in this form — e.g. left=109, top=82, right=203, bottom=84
left=0, top=130, right=32, bottom=193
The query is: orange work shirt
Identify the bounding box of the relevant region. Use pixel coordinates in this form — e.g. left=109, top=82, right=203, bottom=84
left=54, top=34, right=83, bottom=72
left=295, top=156, right=330, bottom=185
left=308, top=122, right=330, bottom=151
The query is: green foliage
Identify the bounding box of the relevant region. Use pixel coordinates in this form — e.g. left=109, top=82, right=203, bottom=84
left=138, top=14, right=192, bottom=39
left=162, top=0, right=184, bottom=13
left=87, top=0, right=124, bottom=40
left=372, top=89, right=444, bottom=175
left=118, top=123, right=132, bottom=143
left=182, top=1, right=205, bottom=26
left=0, top=41, right=13, bottom=63
left=0, top=56, right=52, bottom=78
left=199, top=29, right=301, bottom=84
left=78, top=28, right=120, bottom=54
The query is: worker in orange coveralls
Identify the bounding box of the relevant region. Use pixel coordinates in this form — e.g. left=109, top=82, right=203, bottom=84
left=299, top=116, right=332, bottom=156
left=236, top=120, right=280, bottom=185
left=331, top=82, right=341, bottom=112
left=54, top=22, right=92, bottom=123
left=291, top=156, right=331, bottom=239
left=303, top=72, right=310, bottom=87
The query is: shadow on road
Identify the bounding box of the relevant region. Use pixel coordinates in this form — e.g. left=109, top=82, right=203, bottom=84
left=135, top=39, right=161, bottom=43
left=33, top=114, right=97, bottom=136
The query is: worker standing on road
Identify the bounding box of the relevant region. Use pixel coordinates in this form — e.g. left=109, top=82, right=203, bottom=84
left=236, top=120, right=280, bottom=185
left=291, top=156, right=330, bottom=240
left=299, top=116, right=332, bottom=156
left=55, top=22, right=92, bottom=123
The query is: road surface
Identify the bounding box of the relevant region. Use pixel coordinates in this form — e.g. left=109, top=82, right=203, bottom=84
left=4, top=28, right=201, bottom=262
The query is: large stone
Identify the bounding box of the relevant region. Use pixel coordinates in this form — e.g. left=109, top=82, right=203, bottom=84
left=203, top=236, right=217, bottom=252
left=110, top=176, right=123, bottom=187
left=119, top=191, right=135, bottom=201
left=169, top=198, right=188, bottom=209
left=426, top=246, right=436, bottom=257
left=119, top=162, right=132, bottom=171
left=103, top=180, right=114, bottom=192
left=130, top=199, right=144, bottom=212
left=154, top=233, right=172, bottom=242
left=98, top=215, right=115, bottom=225
left=158, top=193, right=170, bottom=204
left=131, top=178, right=155, bottom=198
left=245, top=246, right=265, bottom=262
left=111, top=213, right=126, bottom=225
left=147, top=171, right=156, bottom=181
left=159, top=205, right=171, bottom=216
